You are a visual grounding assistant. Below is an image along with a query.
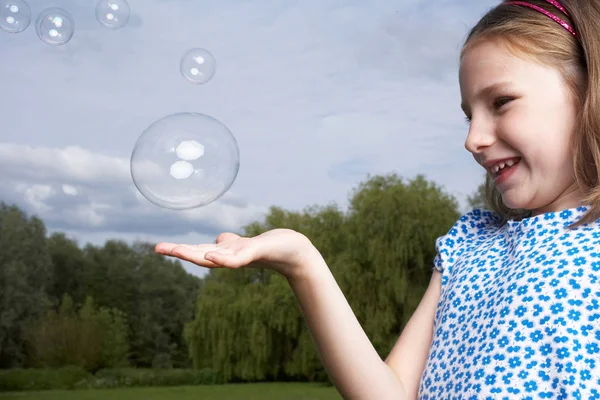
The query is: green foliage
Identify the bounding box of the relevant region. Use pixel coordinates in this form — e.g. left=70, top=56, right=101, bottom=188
left=0, top=366, right=90, bottom=391
left=0, top=367, right=219, bottom=391
left=0, top=203, right=53, bottom=368
left=74, top=368, right=222, bottom=389
left=0, top=173, right=473, bottom=388
left=185, top=174, right=460, bottom=383
left=24, top=295, right=129, bottom=372
left=79, top=241, right=201, bottom=368
left=467, top=182, right=488, bottom=210
left=45, top=233, right=87, bottom=308
left=0, top=201, right=201, bottom=371
left=338, top=175, right=459, bottom=355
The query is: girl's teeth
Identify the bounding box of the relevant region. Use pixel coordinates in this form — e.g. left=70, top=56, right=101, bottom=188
left=491, top=159, right=518, bottom=174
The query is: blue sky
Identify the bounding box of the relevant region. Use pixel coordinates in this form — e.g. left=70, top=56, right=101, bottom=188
left=0, top=0, right=498, bottom=276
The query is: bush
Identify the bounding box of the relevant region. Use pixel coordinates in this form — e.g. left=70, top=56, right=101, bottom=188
left=75, top=368, right=223, bottom=389
left=0, top=366, right=90, bottom=391
left=0, top=367, right=221, bottom=391
left=25, top=295, right=129, bottom=372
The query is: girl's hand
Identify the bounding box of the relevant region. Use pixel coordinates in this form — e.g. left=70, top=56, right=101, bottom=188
left=154, top=228, right=318, bottom=279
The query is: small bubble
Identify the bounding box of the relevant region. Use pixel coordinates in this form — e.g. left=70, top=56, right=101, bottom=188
left=96, top=0, right=129, bottom=29
left=0, top=0, right=30, bottom=34
left=180, top=48, right=216, bottom=85
left=35, top=8, right=74, bottom=46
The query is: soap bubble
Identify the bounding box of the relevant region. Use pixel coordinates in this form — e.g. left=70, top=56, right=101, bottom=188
left=36, top=8, right=74, bottom=46
left=0, top=0, right=31, bottom=34
left=180, top=48, right=216, bottom=84
left=96, top=0, right=130, bottom=30
left=130, top=113, right=240, bottom=210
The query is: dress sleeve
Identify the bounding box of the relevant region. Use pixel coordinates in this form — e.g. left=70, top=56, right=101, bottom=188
left=433, top=209, right=500, bottom=274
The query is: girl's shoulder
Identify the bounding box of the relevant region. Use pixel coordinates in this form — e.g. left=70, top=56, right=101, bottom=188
left=433, top=208, right=502, bottom=273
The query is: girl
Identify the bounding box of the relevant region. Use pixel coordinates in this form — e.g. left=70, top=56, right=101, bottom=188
left=156, top=0, right=600, bottom=398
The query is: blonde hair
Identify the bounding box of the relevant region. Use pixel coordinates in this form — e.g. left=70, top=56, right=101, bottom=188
left=461, top=0, right=600, bottom=227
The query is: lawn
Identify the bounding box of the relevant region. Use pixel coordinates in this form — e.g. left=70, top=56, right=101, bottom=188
left=0, top=382, right=343, bottom=400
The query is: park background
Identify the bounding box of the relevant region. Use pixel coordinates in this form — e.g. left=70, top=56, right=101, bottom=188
left=0, top=0, right=497, bottom=398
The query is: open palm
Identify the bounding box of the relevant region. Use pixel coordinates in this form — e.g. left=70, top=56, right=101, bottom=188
left=155, top=232, right=256, bottom=269
left=155, top=228, right=315, bottom=277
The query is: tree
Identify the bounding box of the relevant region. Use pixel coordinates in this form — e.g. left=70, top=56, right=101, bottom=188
left=79, top=240, right=201, bottom=368
left=0, top=203, right=53, bottom=368
left=184, top=174, right=461, bottom=382
left=332, top=174, right=459, bottom=358
left=467, top=182, right=488, bottom=210
left=46, top=233, right=87, bottom=307
left=0, top=203, right=201, bottom=370
left=185, top=203, right=346, bottom=382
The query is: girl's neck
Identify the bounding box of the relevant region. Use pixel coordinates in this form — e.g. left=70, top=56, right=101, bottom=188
left=530, top=182, right=585, bottom=216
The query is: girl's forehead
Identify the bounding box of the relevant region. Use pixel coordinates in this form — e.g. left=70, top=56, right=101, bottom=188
left=461, top=41, right=520, bottom=75
left=459, top=40, right=540, bottom=90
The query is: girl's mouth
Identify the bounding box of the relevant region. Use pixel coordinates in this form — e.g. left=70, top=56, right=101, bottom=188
left=491, top=157, right=521, bottom=183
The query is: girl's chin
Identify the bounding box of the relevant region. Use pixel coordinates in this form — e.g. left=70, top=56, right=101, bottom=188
left=500, top=191, right=530, bottom=210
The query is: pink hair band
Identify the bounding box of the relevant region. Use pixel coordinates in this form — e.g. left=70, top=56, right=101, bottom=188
left=505, top=0, right=577, bottom=37
left=508, top=0, right=571, bottom=16
left=542, top=0, right=569, bottom=16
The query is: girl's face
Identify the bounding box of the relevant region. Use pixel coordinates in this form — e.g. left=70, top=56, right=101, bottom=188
left=459, top=39, right=582, bottom=215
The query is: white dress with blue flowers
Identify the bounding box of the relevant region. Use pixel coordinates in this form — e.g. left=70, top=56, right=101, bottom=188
left=418, top=206, right=600, bottom=399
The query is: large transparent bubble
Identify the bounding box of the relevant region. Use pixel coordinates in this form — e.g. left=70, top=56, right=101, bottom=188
left=35, top=8, right=74, bottom=46
left=130, top=112, right=240, bottom=210
left=0, top=0, right=31, bottom=34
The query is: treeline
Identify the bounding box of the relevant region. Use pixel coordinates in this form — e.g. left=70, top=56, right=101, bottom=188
left=0, top=205, right=201, bottom=372
left=0, top=174, right=481, bottom=385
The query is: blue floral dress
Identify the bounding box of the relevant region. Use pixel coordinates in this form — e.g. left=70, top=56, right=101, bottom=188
left=419, top=205, right=600, bottom=399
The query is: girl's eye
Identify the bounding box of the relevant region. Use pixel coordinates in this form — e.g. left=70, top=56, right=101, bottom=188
left=463, top=97, right=513, bottom=124
left=494, top=97, right=513, bottom=109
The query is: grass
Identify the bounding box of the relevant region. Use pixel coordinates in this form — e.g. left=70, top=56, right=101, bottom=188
left=0, top=382, right=343, bottom=400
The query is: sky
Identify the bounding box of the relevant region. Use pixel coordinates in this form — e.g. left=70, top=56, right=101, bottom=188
left=0, top=0, right=498, bottom=277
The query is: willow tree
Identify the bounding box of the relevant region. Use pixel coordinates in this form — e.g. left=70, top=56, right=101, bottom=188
left=185, top=204, right=347, bottom=382
left=184, top=174, right=460, bottom=382
left=333, top=174, right=460, bottom=358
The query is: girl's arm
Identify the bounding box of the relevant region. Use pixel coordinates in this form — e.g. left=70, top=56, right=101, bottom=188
left=156, top=230, right=440, bottom=399
left=288, top=249, right=441, bottom=400
left=385, top=271, right=441, bottom=398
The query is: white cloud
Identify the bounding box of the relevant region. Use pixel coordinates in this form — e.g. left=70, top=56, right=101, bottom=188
left=0, top=143, right=130, bottom=184
left=0, top=143, right=267, bottom=238
left=62, top=184, right=78, bottom=195
left=0, top=0, right=500, bottom=276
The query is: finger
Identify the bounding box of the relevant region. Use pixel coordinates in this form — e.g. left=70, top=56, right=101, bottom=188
left=205, top=246, right=256, bottom=269
left=215, top=232, right=241, bottom=244
left=155, top=242, right=178, bottom=255
left=168, top=245, right=217, bottom=267
left=155, top=243, right=205, bottom=255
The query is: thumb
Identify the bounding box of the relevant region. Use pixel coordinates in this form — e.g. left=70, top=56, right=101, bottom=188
left=215, top=232, right=241, bottom=244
